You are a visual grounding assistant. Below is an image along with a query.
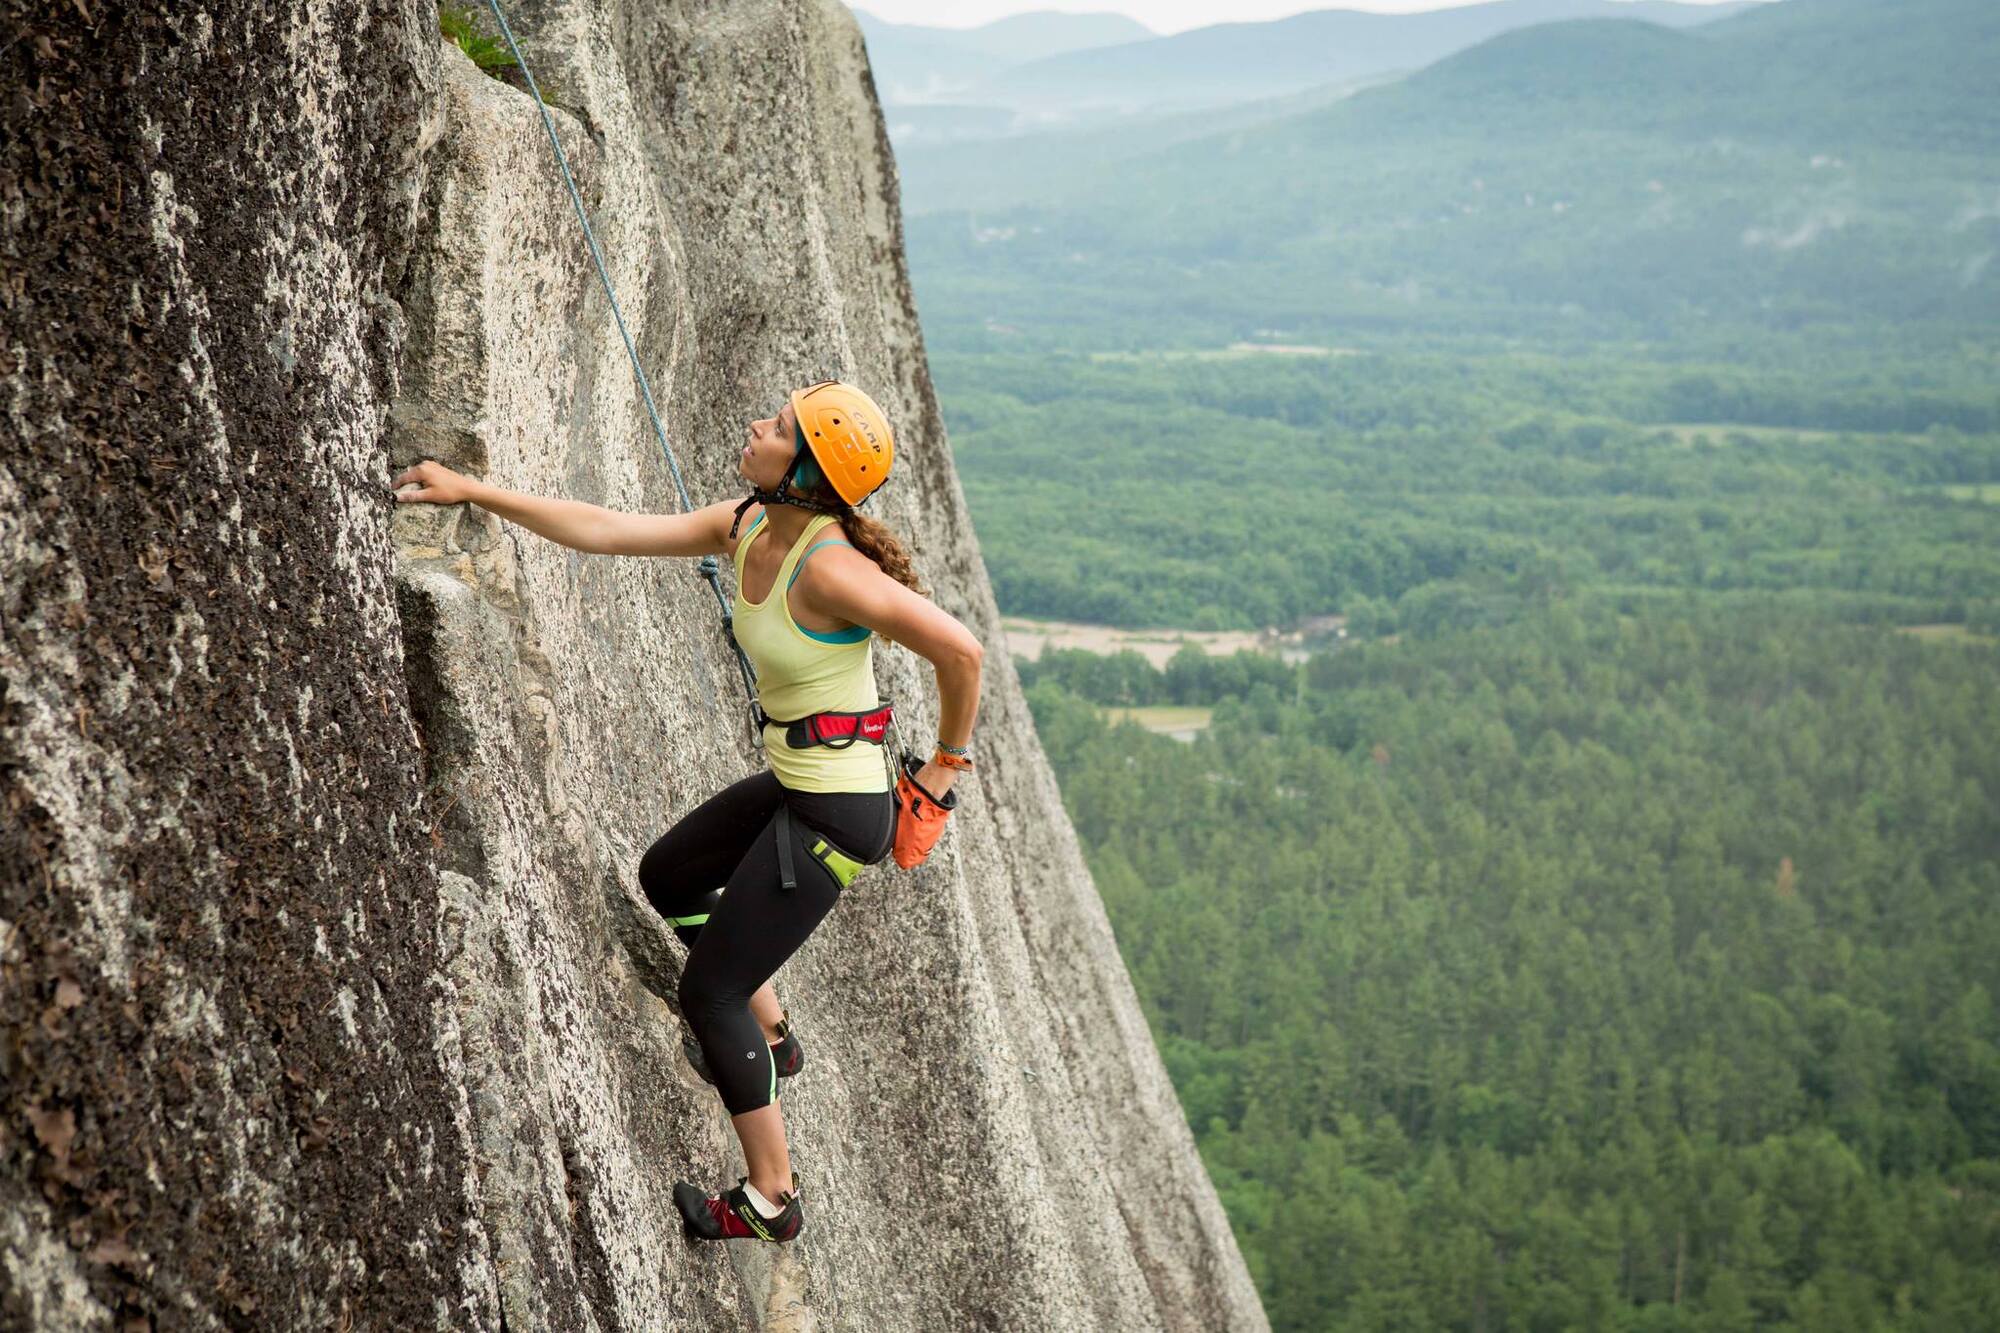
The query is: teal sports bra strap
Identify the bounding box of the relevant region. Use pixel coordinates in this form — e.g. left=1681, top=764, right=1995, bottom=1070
left=787, top=539, right=854, bottom=591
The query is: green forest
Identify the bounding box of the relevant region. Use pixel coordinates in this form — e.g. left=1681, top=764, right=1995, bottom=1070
left=938, top=348, right=2000, bottom=632
left=1018, top=609, right=2000, bottom=1330
left=887, top=1, right=2000, bottom=1324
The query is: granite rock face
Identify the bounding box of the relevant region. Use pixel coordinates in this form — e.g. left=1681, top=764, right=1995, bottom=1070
left=1, top=2, right=1266, bottom=1329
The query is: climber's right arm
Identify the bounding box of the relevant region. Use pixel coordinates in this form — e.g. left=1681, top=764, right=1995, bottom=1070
left=391, top=461, right=734, bottom=557
left=587, top=499, right=740, bottom=558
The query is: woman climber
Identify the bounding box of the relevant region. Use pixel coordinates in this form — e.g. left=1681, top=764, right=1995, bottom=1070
left=391, top=380, right=982, bottom=1243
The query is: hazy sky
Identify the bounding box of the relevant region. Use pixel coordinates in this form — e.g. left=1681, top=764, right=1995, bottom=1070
left=852, top=1, right=1749, bottom=37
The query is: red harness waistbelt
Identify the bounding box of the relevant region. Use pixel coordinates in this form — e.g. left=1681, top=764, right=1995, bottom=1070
left=760, top=702, right=894, bottom=750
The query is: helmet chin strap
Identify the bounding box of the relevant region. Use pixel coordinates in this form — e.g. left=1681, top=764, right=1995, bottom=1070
left=730, top=443, right=847, bottom=539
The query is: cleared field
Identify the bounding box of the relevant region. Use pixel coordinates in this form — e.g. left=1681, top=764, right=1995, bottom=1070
left=1658, top=422, right=1840, bottom=445
left=1896, top=623, right=1999, bottom=644
left=1087, top=343, right=1362, bottom=363
left=1933, top=483, right=2000, bottom=503
left=1001, top=616, right=1307, bottom=666
left=1100, top=705, right=1215, bottom=739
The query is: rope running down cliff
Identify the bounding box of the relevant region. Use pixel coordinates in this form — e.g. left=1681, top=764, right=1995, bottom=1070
left=481, top=0, right=764, bottom=742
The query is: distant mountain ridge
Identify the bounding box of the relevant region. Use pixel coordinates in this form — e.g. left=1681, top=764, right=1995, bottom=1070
left=905, top=0, right=1998, bottom=213
left=1316, top=0, right=2000, bottom=147
left=851, top=7, right=1154, bottom=105
left=900, top=0, right=2000, bottom=344
left=877, top=9, right=1155, bottom=64
left=942, top=0, right=1760, bottom=117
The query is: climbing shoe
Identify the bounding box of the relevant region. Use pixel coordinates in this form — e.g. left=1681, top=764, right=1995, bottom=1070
left=675, top=1174, right=803, bottom=1243
left=683, top=1017, right=804, bottom=1086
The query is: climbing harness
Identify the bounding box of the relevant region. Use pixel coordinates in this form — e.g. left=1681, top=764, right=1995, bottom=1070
left=482, top=0, right=763, bottom=742
left=761, top=701, right=899, bottom=875
left=757, top=702, right=895, bottom=752
left=772, top=805, right=868, bottom=895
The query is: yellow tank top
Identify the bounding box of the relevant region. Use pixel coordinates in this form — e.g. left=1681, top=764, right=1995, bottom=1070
left=732, top=510, right=891, bottom=793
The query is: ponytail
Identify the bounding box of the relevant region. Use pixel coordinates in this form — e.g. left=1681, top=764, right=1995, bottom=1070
left=794, top=474, right=928, bottom=594
left=842, top=510, right=927, bottom=595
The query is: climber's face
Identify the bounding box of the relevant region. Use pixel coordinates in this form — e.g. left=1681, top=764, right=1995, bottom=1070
left=741, top=401, right=800, bottom=490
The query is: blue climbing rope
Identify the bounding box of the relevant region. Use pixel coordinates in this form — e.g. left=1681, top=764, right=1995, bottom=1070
left=482, top=0, right=763, bottom=732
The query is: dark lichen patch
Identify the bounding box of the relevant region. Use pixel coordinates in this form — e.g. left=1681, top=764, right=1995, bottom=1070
left=1, top=2, right=481, bottom=1324
left=555, top=1127, right=623, bottom=1329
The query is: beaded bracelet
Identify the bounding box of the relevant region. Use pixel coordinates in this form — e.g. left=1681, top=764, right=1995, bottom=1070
left=932, top=745, right=975, bottom=772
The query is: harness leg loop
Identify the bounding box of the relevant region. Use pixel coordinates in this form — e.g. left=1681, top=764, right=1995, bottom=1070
left=775, top=805, right=798, bottom=893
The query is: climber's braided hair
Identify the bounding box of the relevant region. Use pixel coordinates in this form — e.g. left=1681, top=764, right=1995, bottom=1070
left=795, top=470, right=927, bottom=595
left=843, top=508, right=927, bottom=595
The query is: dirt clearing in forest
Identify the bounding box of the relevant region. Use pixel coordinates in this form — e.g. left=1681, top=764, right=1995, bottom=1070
left=1101, top=706, right=1215, bottom=741
left=1001, top=617, right=1294, bottom=668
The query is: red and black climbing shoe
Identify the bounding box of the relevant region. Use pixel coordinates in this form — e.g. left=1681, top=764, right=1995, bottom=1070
left=684, top=1018, right=805, bottom=1086
left=675, top=1174, right=803, bottom=1243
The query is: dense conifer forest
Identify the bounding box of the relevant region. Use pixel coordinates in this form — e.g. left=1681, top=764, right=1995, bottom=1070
left=1020, top=609, right=2000, bottom=1329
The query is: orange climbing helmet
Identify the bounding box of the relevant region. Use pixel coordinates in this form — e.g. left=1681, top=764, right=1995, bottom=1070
left=789, top=379, right=894, bottom=507
left=731, top=379, right=897, bottom=539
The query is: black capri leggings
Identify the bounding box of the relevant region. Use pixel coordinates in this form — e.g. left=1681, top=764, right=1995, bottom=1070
left=638, top=770, right=894, bottom=1115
